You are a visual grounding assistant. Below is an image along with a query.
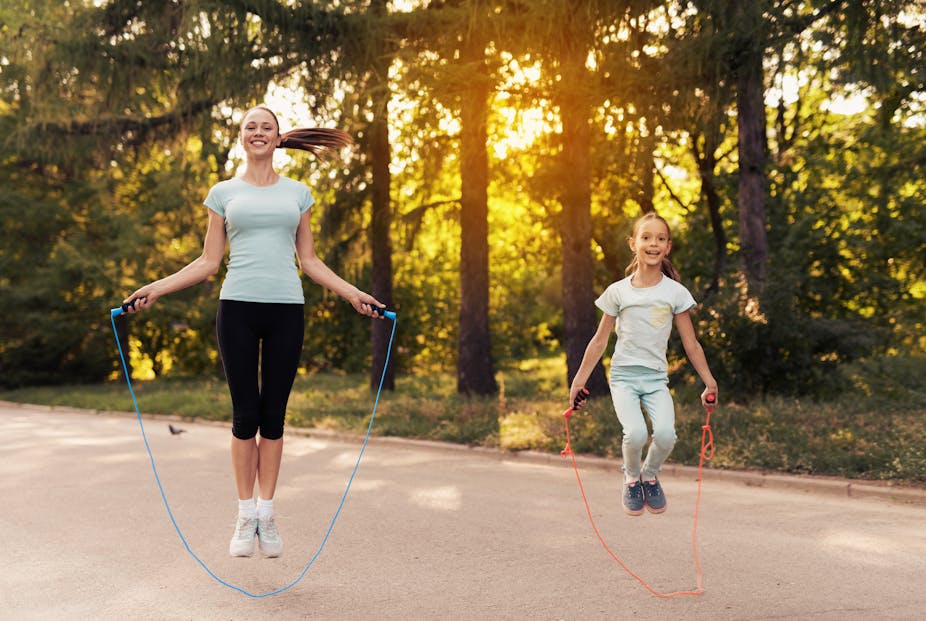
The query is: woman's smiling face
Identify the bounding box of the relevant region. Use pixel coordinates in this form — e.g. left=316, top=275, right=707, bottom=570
left=239, top=107, right=281, bottom=159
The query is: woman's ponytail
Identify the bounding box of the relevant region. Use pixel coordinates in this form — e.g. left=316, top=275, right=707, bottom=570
left=278, top=127, right=353, bottom=155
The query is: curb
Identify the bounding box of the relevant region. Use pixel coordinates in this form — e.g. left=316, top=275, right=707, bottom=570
left=4, top=400, right=925, bottom=506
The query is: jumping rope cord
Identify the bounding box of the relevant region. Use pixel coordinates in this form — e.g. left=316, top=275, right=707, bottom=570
left=109, top=307, right=397, bottom=598
left=560, top=402, right=715, bottom=598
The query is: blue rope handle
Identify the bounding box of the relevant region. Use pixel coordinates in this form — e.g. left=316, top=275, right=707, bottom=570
left=110, top=307, right=397, bottom=598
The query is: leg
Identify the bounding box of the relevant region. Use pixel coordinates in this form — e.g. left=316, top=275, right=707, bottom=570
left=639, top=379, right=677, bottom=480
left=255, top=303, right=304, bottom=500
left=256, top=437, right=284, bottom=500
left=609, top=376, right=648, bottom=481
left=216, top=301, right=262, bottom=500
left=252, top=304, right=303, bottom=559
left=230, top=437, right=258, bottom=500
left=228, top=440, right=260, bottom=557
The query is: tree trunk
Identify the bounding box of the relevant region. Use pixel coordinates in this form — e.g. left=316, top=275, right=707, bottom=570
left=369, top=92, right=395, bottom=390
left=734, top=0, right=769, bottom=293
left=558, top=56, right=608, bottom=398
left=693, top=110, right=727, bottom=301
left=369, top=0, right=395, bottom=391
left=457, top=32, right=497, bottom=396
left=701, top=149, right=727, bottom=300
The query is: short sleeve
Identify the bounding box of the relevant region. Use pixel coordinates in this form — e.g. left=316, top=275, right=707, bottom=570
left=673, top=283, right=697, bottom=315
left=299, top=184, right=315, bottom=214
left=204, top=184, right=225, bottom=217
left=595, top=282, right=620, bottom=317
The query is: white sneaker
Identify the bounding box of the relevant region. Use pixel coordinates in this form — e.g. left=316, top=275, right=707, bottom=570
left=258, top=516, right=283, bottom=557
left=229, top=516, right=258, bottom=557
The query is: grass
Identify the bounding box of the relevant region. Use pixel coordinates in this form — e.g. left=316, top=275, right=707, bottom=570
left=3, top=355, right=925, bottom=485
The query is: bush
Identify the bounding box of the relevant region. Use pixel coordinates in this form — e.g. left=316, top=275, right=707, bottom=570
left=674, top=273, right=886, bottom=399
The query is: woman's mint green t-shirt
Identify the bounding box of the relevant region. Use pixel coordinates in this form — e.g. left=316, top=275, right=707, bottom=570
left=204, top=176, right=314, bottom=304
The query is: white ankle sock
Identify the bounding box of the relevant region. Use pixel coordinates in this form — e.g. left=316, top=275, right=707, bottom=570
left=257, top=497, right=274, bottom=520
left=238, top=498, right=256, bottom=518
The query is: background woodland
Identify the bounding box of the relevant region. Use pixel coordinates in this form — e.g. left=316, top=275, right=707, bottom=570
left=1, top=0, right=923, bottom=406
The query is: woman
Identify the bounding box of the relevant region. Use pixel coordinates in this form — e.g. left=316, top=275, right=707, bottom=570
left=124, top=105, right=385, bottom=557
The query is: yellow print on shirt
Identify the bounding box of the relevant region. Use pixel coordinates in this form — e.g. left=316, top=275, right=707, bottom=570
left=648, top=305, right=672, bottom=328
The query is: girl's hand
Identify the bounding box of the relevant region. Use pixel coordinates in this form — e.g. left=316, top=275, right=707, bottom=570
left=701, top=386, right=718, bottom=408
left=569, top=386, right=590, bottom=411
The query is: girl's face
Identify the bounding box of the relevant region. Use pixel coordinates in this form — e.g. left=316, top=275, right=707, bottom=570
left=629, top=218, right=672, bottom=269
left=239, top=108, right=281, bottom=159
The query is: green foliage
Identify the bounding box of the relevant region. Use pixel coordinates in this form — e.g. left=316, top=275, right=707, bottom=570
left=675, top=274, right=882, bottom=398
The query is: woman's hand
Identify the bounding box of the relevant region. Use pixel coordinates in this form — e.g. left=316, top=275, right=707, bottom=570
left=122, top=283, right=162, bottom=314
left=347, top=288, right=387, bottom=318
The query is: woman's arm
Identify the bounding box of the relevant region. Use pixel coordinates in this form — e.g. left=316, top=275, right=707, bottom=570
left=675, top=309, right=719, bottom=405
left=124, top=210, right=227, bottom=313
left=568, top=313, right=616, bottom=407
left=294, top=211, right=383, bottom=316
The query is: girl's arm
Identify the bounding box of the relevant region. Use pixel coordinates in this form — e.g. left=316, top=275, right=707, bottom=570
left=675, top=309, right=719, bottom=406
left=568, top=313, right=616, bottom=407
left=294, top=211, right=383, bottom=316
left=123, top=209, right=227, bottom=313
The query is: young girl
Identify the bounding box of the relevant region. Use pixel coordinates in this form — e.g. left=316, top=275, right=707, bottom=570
left=123, top=105, right=385, bottom=557
left=569, top=212, right=718, bottom=516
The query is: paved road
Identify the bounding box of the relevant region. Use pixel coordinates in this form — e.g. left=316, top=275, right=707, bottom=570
left=2, top=404, right=925, bottom=620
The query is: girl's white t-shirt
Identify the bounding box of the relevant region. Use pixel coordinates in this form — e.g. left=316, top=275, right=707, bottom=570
left=595, top=275, right=697, bottom=373
left=204, top=176, right=314, bottom=304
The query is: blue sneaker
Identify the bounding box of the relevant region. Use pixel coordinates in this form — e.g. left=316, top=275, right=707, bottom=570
left=622, top=480, right=644, bottom=516
left=641, top=477, right=667, bottom=514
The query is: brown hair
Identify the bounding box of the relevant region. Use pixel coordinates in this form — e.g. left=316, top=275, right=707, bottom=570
left=244, top=105, right=353, bottom=155
left=624, top=212, right=682, bottom=281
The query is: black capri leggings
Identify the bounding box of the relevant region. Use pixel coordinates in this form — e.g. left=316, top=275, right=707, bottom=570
left=216, top=300, right=304, bottom=440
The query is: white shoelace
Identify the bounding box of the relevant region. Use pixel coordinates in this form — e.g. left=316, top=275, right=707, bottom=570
left=259, top=517, right=280, bottom=542
left=233, top=517, right=257, bottom=540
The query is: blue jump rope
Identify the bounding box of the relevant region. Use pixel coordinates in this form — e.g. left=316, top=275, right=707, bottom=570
left=110, top=302, right=397, bottom=598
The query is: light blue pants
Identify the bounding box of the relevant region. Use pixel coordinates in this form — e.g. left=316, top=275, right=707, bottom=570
left=609, top=365, right=677, bottom=481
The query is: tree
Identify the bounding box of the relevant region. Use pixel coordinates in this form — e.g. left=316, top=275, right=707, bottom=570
left=553, top=9, right=610, bottom=397
left=341, top=0, right=397, bottom=389
left=730, top=0, right=770, bottom=293
left=456, top=7, right=498, bottom=395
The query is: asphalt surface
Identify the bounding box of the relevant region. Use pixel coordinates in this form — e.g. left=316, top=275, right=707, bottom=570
left=2, top=402, right=925, bottom=620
